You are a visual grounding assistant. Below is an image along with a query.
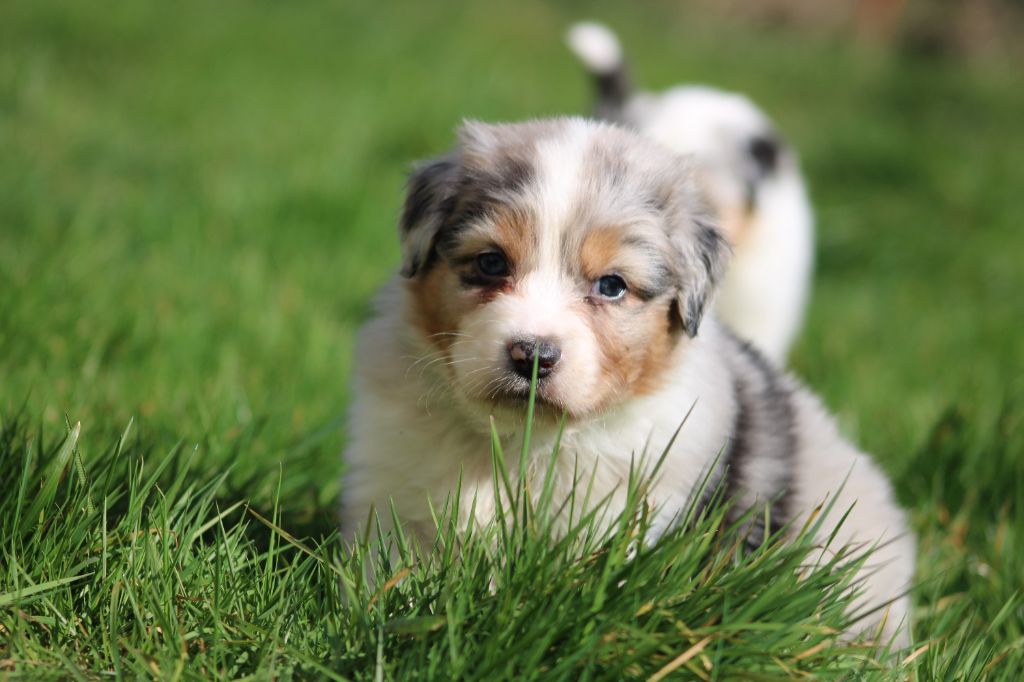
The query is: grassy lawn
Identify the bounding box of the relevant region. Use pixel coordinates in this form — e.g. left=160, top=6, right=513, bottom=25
left=1, top=0, right=1022, bottom=678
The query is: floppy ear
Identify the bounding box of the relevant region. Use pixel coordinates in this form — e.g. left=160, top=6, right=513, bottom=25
left=672, top=217, right=731, bottom=338
left=398, top=155, right=460, bottom=278
left=647, top=147, right=732, bottom=338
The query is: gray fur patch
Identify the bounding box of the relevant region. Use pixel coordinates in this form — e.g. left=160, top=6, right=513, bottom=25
left=720, top=330, right=796, bottom=547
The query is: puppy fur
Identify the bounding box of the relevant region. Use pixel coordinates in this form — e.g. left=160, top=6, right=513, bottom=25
left=340, top=118, right=913, bottom=645
left=567, top=22, right=814, bottom=364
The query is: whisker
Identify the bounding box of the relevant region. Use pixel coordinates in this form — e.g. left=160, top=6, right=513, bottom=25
left=425, top=331, right=471, bottom=339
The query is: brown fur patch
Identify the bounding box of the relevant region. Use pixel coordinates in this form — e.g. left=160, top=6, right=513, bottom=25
left=628, top=302, right=679, bottom=396
left=490, top=208, right=534, bottom=270
left=579, top=228, right=622, bottom=279
left=406, top=258, right=513, bottom=381
left=583, top=298, right=679, bottom=411
left=577, top=228, right=680, bottom=407
left=407, top=267, right=462, bottom=359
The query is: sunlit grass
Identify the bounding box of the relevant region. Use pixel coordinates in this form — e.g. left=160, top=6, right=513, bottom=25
left=0, top=395, right=896, bottom=679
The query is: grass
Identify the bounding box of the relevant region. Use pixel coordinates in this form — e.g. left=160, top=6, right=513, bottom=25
left=1, top=0, right=1022, bottom=678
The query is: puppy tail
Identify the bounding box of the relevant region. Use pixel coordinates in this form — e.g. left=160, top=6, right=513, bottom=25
left=565, top=21, right=632, bottom=121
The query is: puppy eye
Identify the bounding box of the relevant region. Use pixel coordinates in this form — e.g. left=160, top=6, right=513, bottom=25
left=476, top=251, right=510, bottom=277
left=594, top=274, right=628, bottom=300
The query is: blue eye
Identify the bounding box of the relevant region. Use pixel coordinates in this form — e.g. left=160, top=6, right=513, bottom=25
left=476, top=251, right=509, bottom=277
left=595, top=274, right=628, bottom=300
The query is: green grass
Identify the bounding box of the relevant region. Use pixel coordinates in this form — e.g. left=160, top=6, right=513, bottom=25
left=1, top=0, right=1022, bottom=678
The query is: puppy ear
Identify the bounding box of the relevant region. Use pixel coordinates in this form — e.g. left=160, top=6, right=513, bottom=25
left=398, top=120, right=536, bottom=277
left=672, top=218, right=730, bottom=337
left=398, top=155, right=459, bottom=278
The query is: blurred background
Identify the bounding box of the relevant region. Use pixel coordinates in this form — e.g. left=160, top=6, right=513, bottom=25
left=1, top=0, right=1022, bottom=523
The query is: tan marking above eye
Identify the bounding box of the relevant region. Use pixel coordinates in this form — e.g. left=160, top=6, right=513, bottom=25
left=486, top=208, right=533, bottom=269
left=449, top=208, right=534, bottom=272
left=577, top=227, right=668, bottom=300
left=579, top=227, right=623, bottom=280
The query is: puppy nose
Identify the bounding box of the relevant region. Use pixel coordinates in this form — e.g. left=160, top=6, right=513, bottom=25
left=507, top=338, right=562, bottom=380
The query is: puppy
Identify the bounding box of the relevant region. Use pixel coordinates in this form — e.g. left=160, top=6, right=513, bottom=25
left=340, top=118, right=913, bottom=644
left=566, top=22, right=814, bottom=364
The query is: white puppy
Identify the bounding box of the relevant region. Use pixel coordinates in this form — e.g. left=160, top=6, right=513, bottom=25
left=340, top=118, right=913, bottom=645
left=567, top=22, right=814, bottom=364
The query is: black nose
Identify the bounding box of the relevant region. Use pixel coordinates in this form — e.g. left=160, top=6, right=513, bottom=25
left=507, top=338, right=562, bottom=380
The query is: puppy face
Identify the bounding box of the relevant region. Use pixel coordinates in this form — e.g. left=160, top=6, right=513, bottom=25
left=399, top=118, right=727, bottom=421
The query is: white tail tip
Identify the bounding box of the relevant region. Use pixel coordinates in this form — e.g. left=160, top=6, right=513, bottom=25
left=566, top=21, right=623, bottom=74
